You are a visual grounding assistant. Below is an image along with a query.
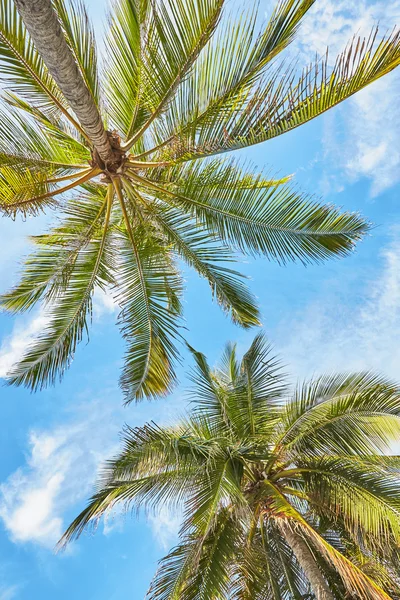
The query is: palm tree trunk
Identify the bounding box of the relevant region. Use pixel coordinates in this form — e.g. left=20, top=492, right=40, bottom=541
left=13, top=0, right=113, bottom=164
left=281, top=523, right=335, bottom=600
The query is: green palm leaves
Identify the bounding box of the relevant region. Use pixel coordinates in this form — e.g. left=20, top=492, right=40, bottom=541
left=1, top=0, right=400, bottom=401
left=60, top=335, right=400, bottom=599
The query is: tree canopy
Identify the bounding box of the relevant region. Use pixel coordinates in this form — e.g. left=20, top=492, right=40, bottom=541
left=61, top=334, right=400, bottom=599
left=1, top=0, right=399, bottom=401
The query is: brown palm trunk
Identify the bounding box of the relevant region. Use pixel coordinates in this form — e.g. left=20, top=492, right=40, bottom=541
left=280, top=523, right=335, bottom=600
left=14, top=0, right=113, bottom=163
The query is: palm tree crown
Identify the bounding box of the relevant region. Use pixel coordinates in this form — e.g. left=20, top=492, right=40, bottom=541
left=61, top=334, right=400, bottom=599
left=1, top=0, right=400, bottom=401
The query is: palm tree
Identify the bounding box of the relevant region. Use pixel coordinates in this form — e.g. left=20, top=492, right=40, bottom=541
left=61, top=335, right=400, bottom=599
left=1, top=0, right=400, bottom=402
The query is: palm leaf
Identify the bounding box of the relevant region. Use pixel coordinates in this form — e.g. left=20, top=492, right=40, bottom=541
left=277, top=373, right=400, bottom=457
left=153, top=25, right=400, bottom=161
left=285, top=456, right=400, bottom=552
left=0, top=186, right=110, bottom=312
left=263, top=480, right=392, bottom=600
left=114, top=179, right=183, bottom=401
left=121, top=0, right=225, bottom=149
left=6, top=185, right=115, bottom=389
left=141, top=0, right=317, bottom=160
left=124, top=186, right=260, bottom=328
left=128, top=162, right=369, bottom=264
left=59, top=421, right=221, bottom=546
left=103, top=0, right=149, bottom=137
left=147, top=537, right=200, bottom=600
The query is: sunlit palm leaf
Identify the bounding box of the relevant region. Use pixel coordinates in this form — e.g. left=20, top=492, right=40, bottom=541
left=128, top=162, right=368, bottom=264
left=152, top=26, right=400, bottom=162
left=297, top=456, right=400, bottom=550
left=0, top=165, right=56, bottom=216
left=120, top=0, right=225, bottom=148
left=143, top=0, right=317, bottom=159
left=6, top=185, right=115, bottom=389
left=278, top=373, right=400, bottom=456
left=104, top=0, right=149, bottom=137
left=114, top=181, right=184, bottom=401
left=124, top=188, right=260, bottom=328
left=0, top=186, right=111, bottom=312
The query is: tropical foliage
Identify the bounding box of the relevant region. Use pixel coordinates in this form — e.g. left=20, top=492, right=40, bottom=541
left=1, top=0, right=400, bottom=402
left=61, top=334, right=400, bottom=599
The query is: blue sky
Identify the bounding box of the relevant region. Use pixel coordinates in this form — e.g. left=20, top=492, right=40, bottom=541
left=1, top=0, right=400, bottom=598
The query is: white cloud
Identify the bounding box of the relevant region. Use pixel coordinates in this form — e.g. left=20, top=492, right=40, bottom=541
left=0, top=310, right=48, bottom=379
left=279, top=231, right=400, bottom=381
left=0, top=389, right=184, bottom=549
left=293, top=0, right=400, bottom=196
left=0, top=586, right=20, bottom=600
left=295, top=1, right=400, bottom=58
left=148, top=507, right=182, bottom=550
left=92, top=287, right=118, bottom=319
left=0, top=400, right=124, bottom=547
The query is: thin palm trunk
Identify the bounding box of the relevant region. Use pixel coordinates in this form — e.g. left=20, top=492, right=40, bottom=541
left=13, top=0, right=114, bottom=163
left=280, top=523, right=334, bottom=600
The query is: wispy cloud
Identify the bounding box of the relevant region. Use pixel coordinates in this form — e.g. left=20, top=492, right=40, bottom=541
left=279, top=231, right=400, bottom=380
left=0, top=310, right=48, bottom=379
left=0, top=390, right=184, bottom=549
left=92, top=287, right=119, bottom=320
left=0, top=585, right=20, bottom=600
left=293, top=0, right=400, bottom=197
left=148, top=507, right=182, bottom=550
left=0, top=398, right=123, bottom=547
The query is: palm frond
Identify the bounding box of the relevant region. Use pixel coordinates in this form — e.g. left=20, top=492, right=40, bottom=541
left=59, top=420, right=222, bottom=546
left=141, top=0, right=317, bottom=160
left=128, top=162, right=369, bottom=264
left=114, top=179, right=183, bottom=401
left=149, top=509, right=240, bottom=600
left=288, top=456, right=400, bottom=552
left=6, top=185, right=115, bottom=390
left=103, top=0, right=148, bottom=137
left=2, top=93, right=90, bottom=158
left=153, top=26, right=400, bottom=161
left=221, top=333, right=287, bottom=439
left=0, top=185, right=110, bottom=313
left=0, top=102, right=91, bottom=216
left=124, top=186, right=260, bottom=328
left=147, top=537, right=200, bottom=600
left=187, top=344, right=237, bottom=434
left=263, top=481, right=392, bottom=600
left=0, top=103, right=89, bottom=169
left=278, top=373, right=400, bottom=457
left=0, top=163, right=96, bottom=217
left=121, top=0, right=225, bottom=149
left=0, top=165, right=57, bottom=217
